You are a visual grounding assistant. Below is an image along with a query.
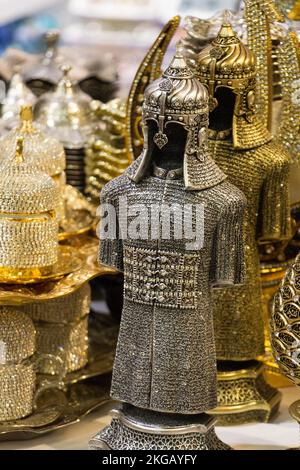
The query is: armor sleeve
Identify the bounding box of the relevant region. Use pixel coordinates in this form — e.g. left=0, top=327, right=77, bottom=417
left=98, top=185, right=124, bottom=272
left=258, top=158, right=291, bottom=241
left=210, top=196, right=246, bottom=287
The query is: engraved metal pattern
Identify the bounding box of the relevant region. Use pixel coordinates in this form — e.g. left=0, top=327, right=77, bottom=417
left=210, top=139, right=291, bottom=360
left=197, top=21, right=272, bottom=149
left=210, top=362, right=282, bottom=424
left=100, top=155, right=245, bottom=414
left=133, top=49, right=227, bottom=190
left=0, top=308, right=35, bottom=363
left=271, top=253, right=300, bottom=384
left=91, top=416, right=230, bottom=450
left=124, top=247, right=198, bottom=309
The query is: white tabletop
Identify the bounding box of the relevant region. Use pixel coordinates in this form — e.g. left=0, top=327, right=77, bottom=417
left=0, top=387, right=299, bottom=450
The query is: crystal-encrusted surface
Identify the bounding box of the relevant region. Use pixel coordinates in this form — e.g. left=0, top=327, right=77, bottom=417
left=0, top=363, right=35, bottom=421
left=0, top=127, right=65, bottom=177
left=0, top=308, right=35, bottom=363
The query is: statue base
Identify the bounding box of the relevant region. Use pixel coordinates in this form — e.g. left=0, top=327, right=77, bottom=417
left=89, top=403, right=230, bottom=450
left=288, top=400, right=300, bottom=450
left=208, top=360, right=282, bottom=425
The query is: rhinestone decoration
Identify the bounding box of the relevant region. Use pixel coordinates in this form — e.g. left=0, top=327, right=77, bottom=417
left=0, top=140, right=59, bottom=272
left=0, top=363, right=36, bottom=421
left=276, top=32, right=300, bottom=163
left=11, top=283, right=91, bottom=374
left=0, top=308, right=35, bottom=363
left=0, top=107, right=66, bottom=220
left=34, top=317, right=88, bottom=374
left=124, top=247, right=199, bottom=309
left=210, top=138, right=290, bottom=360
left=93, top=418, right=229, bottom=450
left=0, top=309, right=36, bottom=422
left=100, top=154, right=245, bottom=414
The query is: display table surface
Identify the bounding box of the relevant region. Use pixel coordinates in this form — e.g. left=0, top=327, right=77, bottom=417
left=0, top=387, right=299, bottom=450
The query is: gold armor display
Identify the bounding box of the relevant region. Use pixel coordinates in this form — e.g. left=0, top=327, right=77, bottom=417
left=197, top=21, right=291, bottom=362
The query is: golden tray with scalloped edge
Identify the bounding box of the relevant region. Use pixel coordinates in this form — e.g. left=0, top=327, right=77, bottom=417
left=0, top=245, right=83, bottom=285
left=0, top=236, right=118, bottom=304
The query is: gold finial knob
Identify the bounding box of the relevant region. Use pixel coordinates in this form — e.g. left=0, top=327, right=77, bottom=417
left=223, top=10, right=233, bottom=25
left=218, top=19, right=236, bottom=39
left=44, top=29, right=60, bottom=48
left=20, top=105, right=33, bottom=123
left=175, top=40, right=185, bottom=56
left=60, top=64, right=72, bottom=77
left=15, top=137, right=24, bottom=164
left=20, top=105, right=35, bottom=133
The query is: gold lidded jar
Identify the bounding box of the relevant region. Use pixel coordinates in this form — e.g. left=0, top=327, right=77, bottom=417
left=0, top=106, right=66, bottom=221
left=0, top=136, right=59, bottom=282
left=0, top=308, right=36, bottom=421
left=15, top=282, right=91, bottom=375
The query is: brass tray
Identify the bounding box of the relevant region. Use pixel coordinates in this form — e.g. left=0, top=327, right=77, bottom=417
left=0, top=236, right=118, bottom=305
left=0, top=375, right=111, bottom=441
left=0, top=245, right=82, bottom=285
left=58, top=185, right=97, bottom=241
left=64, top=317, right=118, bottom=386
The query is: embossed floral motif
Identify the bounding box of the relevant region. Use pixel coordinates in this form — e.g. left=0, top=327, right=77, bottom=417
left=153, top=132, right=168, bottom=149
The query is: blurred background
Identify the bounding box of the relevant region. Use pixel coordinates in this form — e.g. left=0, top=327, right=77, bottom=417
left=0, top=0, right=239, bottom=97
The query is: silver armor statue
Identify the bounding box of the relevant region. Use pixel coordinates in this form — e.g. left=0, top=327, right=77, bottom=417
left=90, top=47, right=246, bottom=450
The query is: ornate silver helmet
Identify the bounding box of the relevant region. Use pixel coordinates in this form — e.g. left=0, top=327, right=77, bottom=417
left=130, top=45, right=226, bottom=190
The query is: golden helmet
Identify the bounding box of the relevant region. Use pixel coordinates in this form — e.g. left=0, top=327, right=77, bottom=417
left=197, top=21, right=271, bottom=149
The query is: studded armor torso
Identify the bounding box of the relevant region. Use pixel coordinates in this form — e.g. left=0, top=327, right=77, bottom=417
left=99, top=157, right=246, bottom=414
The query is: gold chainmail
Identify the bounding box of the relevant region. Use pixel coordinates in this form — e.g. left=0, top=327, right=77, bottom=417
left=211, top=138, right=290, bottom=359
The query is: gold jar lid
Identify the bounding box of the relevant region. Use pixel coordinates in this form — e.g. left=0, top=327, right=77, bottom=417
left=0, top=307, right=36, bottom=363
left=0, top=136, right=59, bottom=214
left=34, top=65, right=94, bottom=148
left=0, top=106, right=66, bottom=177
